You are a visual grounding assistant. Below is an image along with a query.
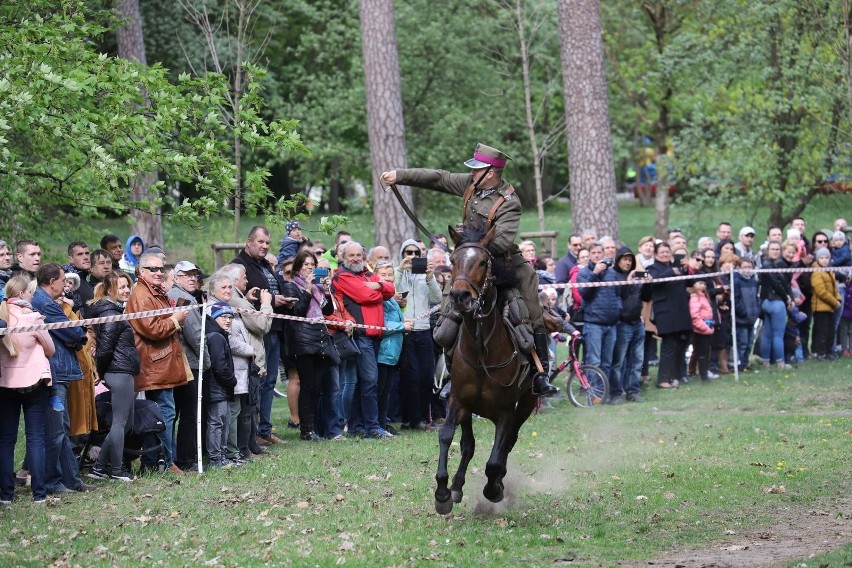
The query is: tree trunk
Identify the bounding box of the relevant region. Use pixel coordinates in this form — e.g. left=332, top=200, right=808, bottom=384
left=558, top=0, right=620, bottom=239
left=116, top=0, right=163, bottom=247
left=360, top=0, right=415, bottom=250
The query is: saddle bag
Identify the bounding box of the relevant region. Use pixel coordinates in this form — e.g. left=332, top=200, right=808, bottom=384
left=502, top=288, right=534, bottom=354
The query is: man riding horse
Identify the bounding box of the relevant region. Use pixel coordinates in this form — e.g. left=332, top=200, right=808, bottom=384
left=381, top=142, right=559, bottom=397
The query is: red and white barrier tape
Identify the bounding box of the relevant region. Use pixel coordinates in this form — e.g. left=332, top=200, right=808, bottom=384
left=0, top=299, right=441, bottom=337
left=538, top=265, right=852, bottom=290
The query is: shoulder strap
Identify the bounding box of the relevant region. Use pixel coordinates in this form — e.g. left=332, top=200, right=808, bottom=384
left=462, top=183, right=476, bottom=221
left=486, top=185, right=514, bottom=228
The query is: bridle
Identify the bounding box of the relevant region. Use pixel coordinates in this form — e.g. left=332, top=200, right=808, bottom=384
left=450, top=241, right=493, bottom=312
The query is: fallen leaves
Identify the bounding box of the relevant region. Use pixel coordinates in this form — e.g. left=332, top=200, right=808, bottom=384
left=762, top=485, right=787, bottom=494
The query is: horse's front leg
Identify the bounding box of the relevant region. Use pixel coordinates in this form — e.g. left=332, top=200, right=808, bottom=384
left=450, top=414, right=474, bottom=504
left=435, top=399, right=461, bottom=514
left=482, top=390, right=538, bottom=503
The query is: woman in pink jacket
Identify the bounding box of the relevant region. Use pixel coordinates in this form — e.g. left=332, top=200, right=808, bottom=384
left=0, top=274, right=56, bottom=503
left=689, top=280, right=716, bottom=383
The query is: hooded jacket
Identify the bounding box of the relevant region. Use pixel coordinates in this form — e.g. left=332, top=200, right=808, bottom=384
left=89, top=297, right=140, bottom=377
left=0, top=301, right=55, bottom=388
left=119, top=234, right=145, bottom=273
left=613, top=246, right=643, bottom=323
left=394, top=239, right=441, bottom=332
left=32, top=287, right=87, bottom=382
left=167, top=284, right=210, bottom=371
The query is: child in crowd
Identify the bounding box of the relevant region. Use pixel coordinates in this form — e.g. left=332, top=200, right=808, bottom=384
left=841, top=284, right=852, bottom=356
left=811, top=248, right=841, bottom=360
left=689, top=280, right=716, bottom=381
left=784, top=290, right=808, bottom=367
left=830, top=231, right=850, bottom=353
left=733, top=258, right=760, bottom=372
left=204, top=302, right=238, bottom=467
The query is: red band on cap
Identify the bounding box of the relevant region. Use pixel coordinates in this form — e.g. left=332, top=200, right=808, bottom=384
left=473, top=151, right=506, bottom=169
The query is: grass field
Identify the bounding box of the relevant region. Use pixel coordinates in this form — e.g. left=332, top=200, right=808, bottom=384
left=27, top=193, right=852, bottom=269
left=1, top=358, right=849, bottom=567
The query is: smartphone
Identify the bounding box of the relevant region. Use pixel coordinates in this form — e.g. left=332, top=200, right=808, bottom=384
left=400, top=291, right=410, bottom=298
left=175, top=297, right=190, bottom=307
left=411, top=257, right=427, bottom=274
left=313, top=267, right=329, bottom=280
left=634, top=271, right=646, bottom=279
left=673, top=254, right=685, bottom=265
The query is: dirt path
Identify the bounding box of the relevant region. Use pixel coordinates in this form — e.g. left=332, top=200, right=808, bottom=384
left=618, top=496, right=851, bottom=568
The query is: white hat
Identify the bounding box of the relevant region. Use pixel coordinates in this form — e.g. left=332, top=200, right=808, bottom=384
left=739, top=226, right=756, bottom=238
left=174, top=260, right=200, bottom=275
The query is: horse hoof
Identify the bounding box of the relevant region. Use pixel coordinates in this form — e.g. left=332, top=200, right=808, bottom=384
left=483, top=486, right=504, bottom=503
left=435, top=498, right=454, bottom=515
left=451, top=490, right=463, bottom=503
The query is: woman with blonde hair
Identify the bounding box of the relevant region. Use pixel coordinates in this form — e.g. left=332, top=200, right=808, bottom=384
left=86, top=272, right=139, bottom=481
left=0, top=274, right=55, bottom=503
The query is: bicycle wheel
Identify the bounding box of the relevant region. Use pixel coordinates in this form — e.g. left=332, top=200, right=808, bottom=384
left=567, top=364, right=609, bottom=407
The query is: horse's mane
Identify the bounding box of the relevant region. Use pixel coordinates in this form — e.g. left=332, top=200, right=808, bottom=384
left=456, top=221, right=520, bottom=289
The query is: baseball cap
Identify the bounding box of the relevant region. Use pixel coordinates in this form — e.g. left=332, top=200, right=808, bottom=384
left=174, top=260, right=200, bottom=275
left=739, top=226, right=756, bottom=238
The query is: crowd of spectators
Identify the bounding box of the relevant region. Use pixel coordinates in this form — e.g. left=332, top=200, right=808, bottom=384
left=0, top=213, right=849, bottom=504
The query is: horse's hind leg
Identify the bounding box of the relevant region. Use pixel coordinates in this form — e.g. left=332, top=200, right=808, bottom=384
left=435, top=400, right=461, bottom=514
left=450, top=415, right=474, bottom=504
left=483, top=392, right=538, bottom=503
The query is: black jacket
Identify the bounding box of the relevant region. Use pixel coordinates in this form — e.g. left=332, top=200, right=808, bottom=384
left=281, top=281, right=336, bottom=358
left=230, top=249, right=288, bottom=331
left=759, top=258, right=793, bottom=302
left=203, top=318, right=237, bottom=403
left=90, top=297, right=140, bottom=377
left=641, top=261, right=693, bottom=335
left=614, top=246, right=643, bottom=323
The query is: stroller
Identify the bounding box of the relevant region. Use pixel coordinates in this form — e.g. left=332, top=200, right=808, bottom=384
left=80, top=392, right=166, bottom=473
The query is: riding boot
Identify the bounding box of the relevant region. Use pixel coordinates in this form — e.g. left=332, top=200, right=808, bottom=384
left=439, top=352, right=452, bottom=400
left=532, top=332, right=559, bottom=397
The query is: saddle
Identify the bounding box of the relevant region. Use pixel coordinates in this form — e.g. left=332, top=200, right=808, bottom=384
left=432, top=287, right=534, bottom=355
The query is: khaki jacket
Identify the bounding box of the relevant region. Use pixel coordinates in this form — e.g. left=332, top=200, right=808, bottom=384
left=126, top=278, right=191, bottom=392
left=811, top=267, right=840, bottom=313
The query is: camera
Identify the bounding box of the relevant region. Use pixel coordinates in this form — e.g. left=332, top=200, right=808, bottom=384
left=633, top=270, right=646, bottom=279
left=411, top=257, right=427, bottom=274
left=601, top=258, right=613, bottom=267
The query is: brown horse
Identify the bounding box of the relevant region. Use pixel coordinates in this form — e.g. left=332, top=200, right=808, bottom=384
left=434, top=224, right=539, bottom=515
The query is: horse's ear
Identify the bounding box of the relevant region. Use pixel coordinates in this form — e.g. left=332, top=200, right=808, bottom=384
left=448, top=225, right=462, bottom=246
left=481, top=226, right=499, bottom=249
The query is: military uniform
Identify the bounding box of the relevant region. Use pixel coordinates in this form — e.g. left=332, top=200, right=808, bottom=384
left=394, top=168, right=544, bottom=332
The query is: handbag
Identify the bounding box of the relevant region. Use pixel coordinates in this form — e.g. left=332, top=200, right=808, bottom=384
left=331, top=331, right=361, bottom=360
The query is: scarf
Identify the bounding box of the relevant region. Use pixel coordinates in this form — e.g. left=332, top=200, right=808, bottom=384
left=293, top=275, right=325, bottom=319
left=8, top=297, right=34, bottom=311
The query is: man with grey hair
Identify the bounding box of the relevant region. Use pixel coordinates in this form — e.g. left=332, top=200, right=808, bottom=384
left=367, top=245, right=391, bottom=271
left=599, top=236, right=617, bottom=262
left=332, top=240, right=396, bottom=438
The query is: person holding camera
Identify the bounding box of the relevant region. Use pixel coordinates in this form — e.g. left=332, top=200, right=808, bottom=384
left=282, top=249, right=336, bottom=441
left=576, top=243, right=623, bottom=400
left=610, top=247, right=649, bottom=403
left=395, top=239, right=442, bottom=431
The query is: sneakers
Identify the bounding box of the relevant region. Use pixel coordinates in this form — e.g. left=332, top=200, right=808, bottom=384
left=87, top=466, right=109, bottom=480
left=607, top=394, right=625, bottom=405
left=208, top=459, right=233, bottom=469
left=74, top=483, right=97, bottom=492
left=365, top=428, right=393, bottom=439
left=626, top=393, right=644, bottom=403
left=109, top=469, right=136, bottom=482
left=385, top=425, right=401, bottom=436
left=0, top=499, right=11, bottom=505
left=49, top=395, right=64, bottom=412
left=287, top=420, right=300, bottom=429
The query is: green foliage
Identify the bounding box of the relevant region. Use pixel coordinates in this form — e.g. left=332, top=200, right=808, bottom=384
left=0, top=0, right=310, bottom=238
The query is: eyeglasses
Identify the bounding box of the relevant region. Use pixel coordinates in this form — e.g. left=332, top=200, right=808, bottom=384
left=403, top=249, right=421, bottom=256
left=815, top=239, right=827, bottom=244
left=142, top=266, right=166, bottom=273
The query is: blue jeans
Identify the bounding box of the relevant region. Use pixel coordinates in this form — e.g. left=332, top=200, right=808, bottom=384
left=0, top=385, right=48, bottom=501
left=760, top=299, right=787, bottom=364
left=735, top=324, right=755, bottom=369
left=317, top=364, right=343, bottom=438
left=349, top=335, right=380, bottom=434
left=340, top=358, right=357, bottom=424
left=582, top=322, right=617, bottom=382
left=44, top=382, right=83, bottom=491
left=206, top=401, right=229, bottom=463
left=258, top=331, right=281, bottom=437
left=612, top=320, right=645, bottom=396
left=142, top=388, right=176, bottom=468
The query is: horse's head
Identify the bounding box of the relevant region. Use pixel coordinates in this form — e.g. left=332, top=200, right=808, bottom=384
left=447, top=223, right=497, bottom=313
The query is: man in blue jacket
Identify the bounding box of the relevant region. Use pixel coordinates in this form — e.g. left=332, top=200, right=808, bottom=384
left=32, top=263, right=95, bottom=494
left=576, top=243, right=622, bottom=394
